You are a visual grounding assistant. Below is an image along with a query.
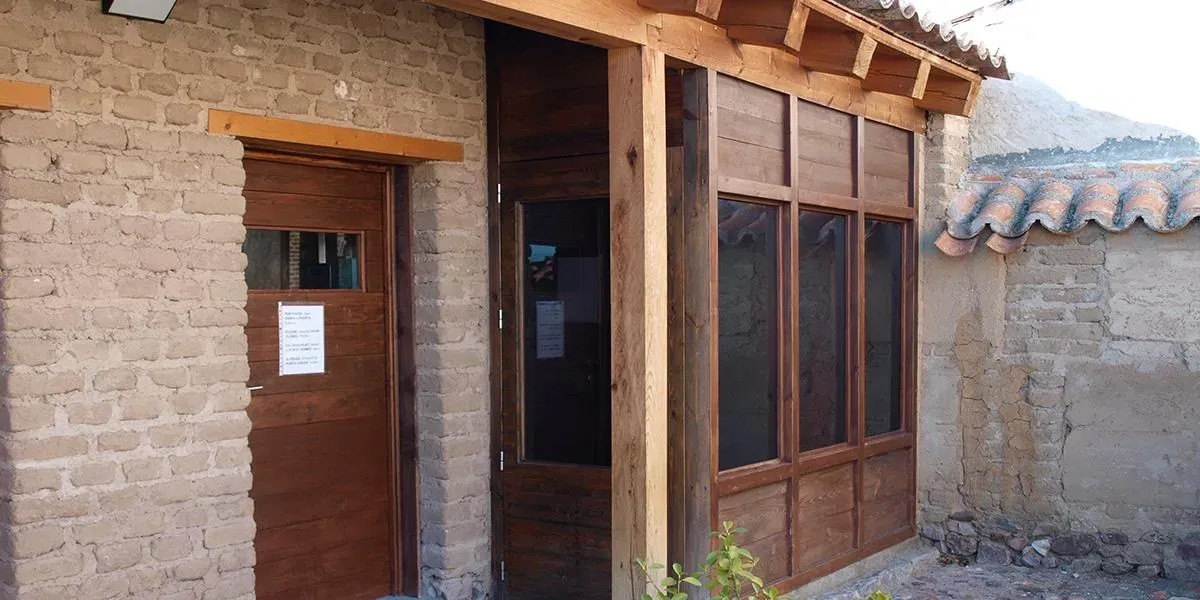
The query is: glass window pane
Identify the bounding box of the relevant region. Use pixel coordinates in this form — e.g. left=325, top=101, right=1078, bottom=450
left=717, top=199, right=780, bottom=470
left=797, top=211, right=847, bottom=452
left=865, top=219, right=904, bottom=437
left=244, top=229, right=360, bottom=290
left=521, top=199, right=611, bottom=466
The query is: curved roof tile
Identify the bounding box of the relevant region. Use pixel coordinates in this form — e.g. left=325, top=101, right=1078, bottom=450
left=940, top=160, right=1200, bottom=254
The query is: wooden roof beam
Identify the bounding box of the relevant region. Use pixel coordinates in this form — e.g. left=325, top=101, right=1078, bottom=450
left=862, top=51, right=930, bottom=99
left=914, top=66, right=981, bottom=116
left=638, top=0, right=723, bottom=21
left=716, top=0, right=809, bottom=53
left=794, top=13, right=876, bottom=79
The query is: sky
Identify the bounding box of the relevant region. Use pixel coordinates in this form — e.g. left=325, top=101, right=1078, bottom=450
left=916, top=0, right=1200, bottom=139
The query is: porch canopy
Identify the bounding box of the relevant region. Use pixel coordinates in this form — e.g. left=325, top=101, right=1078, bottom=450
left=435, top=0, right=1006, bottom=597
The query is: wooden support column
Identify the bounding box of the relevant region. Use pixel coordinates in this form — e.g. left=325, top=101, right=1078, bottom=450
left=609, top=44, right=669, bottom=600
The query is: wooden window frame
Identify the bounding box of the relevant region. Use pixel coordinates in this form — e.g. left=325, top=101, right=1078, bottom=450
left=687, top=70, right=919, bottom=590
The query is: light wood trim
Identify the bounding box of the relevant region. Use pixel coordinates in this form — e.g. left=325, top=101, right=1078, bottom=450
left=432, top=0, right=659, bottom=47
left=0, top=80, right=51, bottom=112
left=609, top=44, right=669, bottom=600
left=207, top=110, right=464, bottom=163
left=717, top=176, right=791, bottom=202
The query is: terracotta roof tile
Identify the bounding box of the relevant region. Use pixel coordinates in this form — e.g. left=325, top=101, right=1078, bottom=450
left=834, top=0, right=1008, bottom=78
left=938, top=160, right=1200, bottom=255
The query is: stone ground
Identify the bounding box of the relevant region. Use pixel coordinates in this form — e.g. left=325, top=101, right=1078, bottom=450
left=813, top=550, right=1200, bottom=600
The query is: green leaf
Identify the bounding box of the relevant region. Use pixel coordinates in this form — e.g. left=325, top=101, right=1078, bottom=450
left=641, top=594, right=653, bottom=600
left=671, top=593, right=687, bottom=600
left=681, top=577, right=702, bottom=587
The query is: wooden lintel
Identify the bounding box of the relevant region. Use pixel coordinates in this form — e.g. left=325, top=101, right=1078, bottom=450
left=638, top=0, right=722, bottom=21
left=796, top=23, right=877, bottom=80
left=207, top=110, right=464, bottom=163
left=863, top=54, right=931, bottom=100
left=913, top=68, right=979, bottom=117
left=427, top=0, right=658, bottom=47
left=718, top=0, right=809, bottom=52
left=0, top=80, right=51, bottom=112
left=609, top=44, right=669, bottom=600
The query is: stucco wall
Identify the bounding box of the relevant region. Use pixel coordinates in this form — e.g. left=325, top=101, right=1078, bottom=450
left=0, top=1, right=488, bottom=598
left=919, top=114, right=1199, bottom=577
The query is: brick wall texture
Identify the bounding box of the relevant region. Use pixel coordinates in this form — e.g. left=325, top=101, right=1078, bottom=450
left=919, top=115, right=1198, bottom=553
left=0, top=0, right=489, bottom=598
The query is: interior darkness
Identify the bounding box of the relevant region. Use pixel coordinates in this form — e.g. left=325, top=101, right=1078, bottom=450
left=520, top=198, right=612, bottom=466
left=797, top=211, right=848, bottom=452
left=717, top=199, right=780, bottom=471
left=864, top=219, right=904, bottom=436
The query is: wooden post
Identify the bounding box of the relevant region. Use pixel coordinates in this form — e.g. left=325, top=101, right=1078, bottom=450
left=609, top=45, right=668, bottom=600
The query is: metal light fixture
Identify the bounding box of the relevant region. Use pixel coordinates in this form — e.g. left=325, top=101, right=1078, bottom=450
left=101, top=0, right=177, bottom=22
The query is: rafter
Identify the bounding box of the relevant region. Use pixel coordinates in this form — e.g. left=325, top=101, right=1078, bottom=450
left=717, top=0, right=809, bottom=52
left=794, top=13, right=877, bottom=79
left=862, top=51, right=930, bottom=99
left=914, top=66, right=981, bottom=116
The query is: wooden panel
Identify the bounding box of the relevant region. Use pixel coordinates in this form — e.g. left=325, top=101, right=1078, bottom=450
left=254, top=501, right=390, bottom=561
left=210, top=109, right=463, bottom=163
left=247, top=323, right=387, bottom=362
left=861, top=449, right=913, bottom=542
left=794, top=99, right=853, bottom=196
left=244, top=158, right=385, bottom=199
left=250, top=430, right=388, bottom=497
left=500, top=84, right=608, bottom=161
left=248, top=354, right=387, bottom=396
left=718, top=139, right=787, bottom=186
left=794, top=510, right=855, bottom=571
left=249, top=385, right=388, bottom=430
left=507, top=518, right=611, bottom=561
left=863, top=121, right=910, bottom=206
left=253, top=478, right=383, bottom=530
left=250, top=417, right=389, bottom=465
left=609, top=44, right=669, bottom=600
left=499, top=154, right=609, bottom=201
left=243, top=191, right=383, bottom=231
left=794, top=463, right=855, bottom=522
left=246, top=293, right=386, bottom=328
left=255, top=533, right=391, bottom=597
left=0, top=79, right=51, bottom=111
left=746, top=530, right=791, bottom=584
left=718, top=481, right=789, bottom=544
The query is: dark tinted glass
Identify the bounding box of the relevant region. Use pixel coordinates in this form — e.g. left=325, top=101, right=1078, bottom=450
left=797, top=211, right=847, bottom=451
left=717, top=199, right=780, bottom=470
left=521, top=199, right=611, bottom=466
left=864, top=219, right=904, bottom=437
left=244, top=229, right=360, bottom=290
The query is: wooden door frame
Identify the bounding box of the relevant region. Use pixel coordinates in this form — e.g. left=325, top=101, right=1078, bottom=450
left=241, top=148, right=420, bottom=597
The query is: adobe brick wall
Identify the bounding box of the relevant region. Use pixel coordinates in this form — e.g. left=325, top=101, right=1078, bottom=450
left=0, top=1, right=489, bottom=598
left=918, top=115, right=1199, bottom=579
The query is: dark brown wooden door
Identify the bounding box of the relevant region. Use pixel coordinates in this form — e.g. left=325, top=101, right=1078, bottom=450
left=243, top=153, right=396, bottom=600
left=499, top=196, right=612, bottom=600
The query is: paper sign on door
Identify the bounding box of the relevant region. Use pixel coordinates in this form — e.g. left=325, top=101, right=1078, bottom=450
left=535, top=300, right=565, bottom=359
left=279, top=303, right=325, bottom=375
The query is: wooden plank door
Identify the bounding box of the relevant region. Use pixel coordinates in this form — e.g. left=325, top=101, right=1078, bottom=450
left=242, top=153, right=398, bottom=600
left=498, top=196, right=612, bottom=600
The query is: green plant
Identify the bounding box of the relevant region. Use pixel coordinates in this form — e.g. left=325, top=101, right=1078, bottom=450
left=864, top=591, right=892, bottom=600
left=637, top=521, right=780, bottom=600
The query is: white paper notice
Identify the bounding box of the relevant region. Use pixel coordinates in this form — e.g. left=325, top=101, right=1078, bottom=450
left=278, top=304, right=325, bottom=375
left=535, top=300, right=565, bottom=359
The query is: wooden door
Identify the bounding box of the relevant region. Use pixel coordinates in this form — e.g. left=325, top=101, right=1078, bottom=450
left=242, top=153, right=397, bottom=600
left=498, top=196, right=612, bottom=600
